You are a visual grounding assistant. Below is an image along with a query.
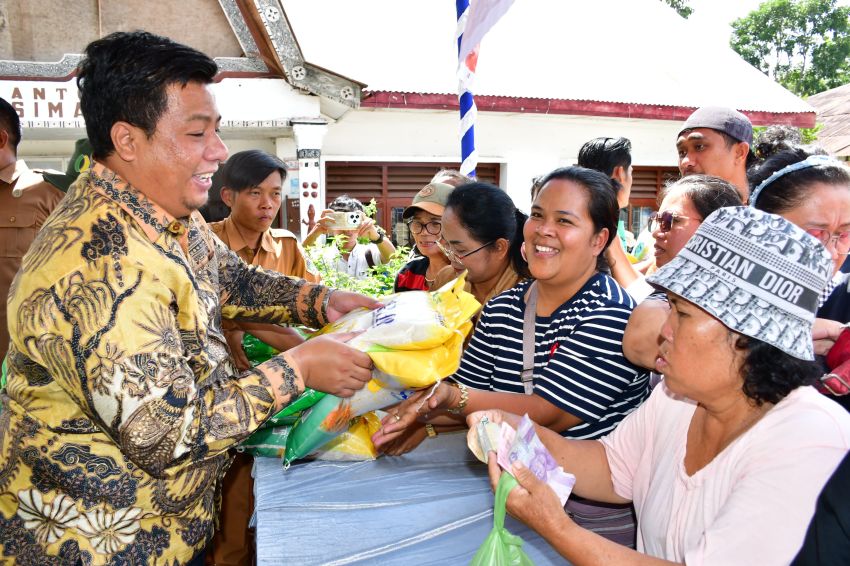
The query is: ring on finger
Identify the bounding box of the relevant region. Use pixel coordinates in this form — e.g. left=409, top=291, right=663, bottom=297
left=393, top=412, right=401, bottom=422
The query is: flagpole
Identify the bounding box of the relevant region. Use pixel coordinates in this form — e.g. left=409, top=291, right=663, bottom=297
left=456, top=0, right=478, bottom=178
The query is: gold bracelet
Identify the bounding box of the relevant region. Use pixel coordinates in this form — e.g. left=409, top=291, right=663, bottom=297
left=446, top=382, right=469, bottom=415
left=425, top=423, right=438, bottom=437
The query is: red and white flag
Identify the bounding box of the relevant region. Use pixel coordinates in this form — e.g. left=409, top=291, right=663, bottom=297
left=458, top=0, right=515, bottom=65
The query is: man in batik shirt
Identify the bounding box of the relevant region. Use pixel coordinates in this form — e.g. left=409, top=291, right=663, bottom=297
left=0, top=31, right=375, bottom=565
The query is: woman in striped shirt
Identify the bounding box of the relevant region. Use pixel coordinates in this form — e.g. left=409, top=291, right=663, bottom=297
left=374, top=166, right=651, bottom=545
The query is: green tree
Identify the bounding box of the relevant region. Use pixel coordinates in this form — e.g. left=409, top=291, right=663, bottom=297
left=662, top=0, right=693, bottom=18
left=731, top=0, right=850, bottom=96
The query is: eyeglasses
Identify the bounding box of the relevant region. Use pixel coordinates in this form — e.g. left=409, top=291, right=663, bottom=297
left=407, top=219, right=442, bottom=235
left=437, top=240, right=494, bottom=265
left=649, top=210, right=696, bottom=233
left=806, top=228, right=850, bottom=254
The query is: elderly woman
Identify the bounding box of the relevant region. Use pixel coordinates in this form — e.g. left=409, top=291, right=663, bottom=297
left=375, top=167, right=650, bottom=545
left=469, top=207, right=850, bottom=565
left=623, top=175, right=742, bottom=368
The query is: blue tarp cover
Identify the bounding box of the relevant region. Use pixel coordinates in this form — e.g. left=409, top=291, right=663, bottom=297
left=253, top=431, right=569, bottom=565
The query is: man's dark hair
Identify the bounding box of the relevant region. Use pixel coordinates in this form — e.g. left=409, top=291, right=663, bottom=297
left=328, top=194, right=364, bottom=213
left=0, top=97, right=22, bottom=153
left=577, top=137, right=632, bottom=177
left=76, top=30, right=218, bottom=160
left=221, top=150, right=287, bottom=193
left=199, top=168, right=230, bottom=223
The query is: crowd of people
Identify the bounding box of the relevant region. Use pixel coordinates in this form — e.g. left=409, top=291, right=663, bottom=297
left=0, top=29, right=849, bottom=566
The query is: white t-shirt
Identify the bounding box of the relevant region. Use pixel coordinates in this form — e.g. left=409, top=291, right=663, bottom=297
left=600, top=384, right=850, bottom=565
left=324, top=243, right=382, bottom=280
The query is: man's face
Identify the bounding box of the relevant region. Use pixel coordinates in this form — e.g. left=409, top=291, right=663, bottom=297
left=132, top=82, right=228, bottom=218
left=676, top=128, right=744, bottom=182
left=227, top=170, right=283, bottom=235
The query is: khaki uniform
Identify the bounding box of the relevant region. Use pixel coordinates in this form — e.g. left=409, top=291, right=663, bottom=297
left=207, top=216, right=318, bottom=566
left=0, top=160, right=64, bottom=361
left=209, top=217, right=319, bottom=283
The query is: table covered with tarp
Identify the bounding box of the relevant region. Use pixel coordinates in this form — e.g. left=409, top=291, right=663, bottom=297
left=253, top=430, right=570, bottom=565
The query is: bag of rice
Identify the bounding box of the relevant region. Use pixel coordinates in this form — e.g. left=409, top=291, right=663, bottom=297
left=283, top=275, right=479, bottom=466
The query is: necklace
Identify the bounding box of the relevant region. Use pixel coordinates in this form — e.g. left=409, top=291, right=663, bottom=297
left=424, top=266, right=438, bottom=287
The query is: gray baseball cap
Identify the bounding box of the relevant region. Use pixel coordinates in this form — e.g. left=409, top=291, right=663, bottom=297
left=678, top=106, right=754, bottom=145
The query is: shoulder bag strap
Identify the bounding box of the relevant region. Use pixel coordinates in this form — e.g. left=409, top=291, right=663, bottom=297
left=521, top=281, right=538, bottom=395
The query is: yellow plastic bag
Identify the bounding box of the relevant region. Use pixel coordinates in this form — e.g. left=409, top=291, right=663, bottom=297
left=317, top=275, right=480, bottom=385
left=284, top=276, right=480, bottom=465
left=313, top=412, right=383, bottom=461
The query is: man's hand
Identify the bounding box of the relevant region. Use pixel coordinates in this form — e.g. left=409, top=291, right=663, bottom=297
left=287, top=332, right=373, bottom=398
left=224, top=329, right=251, bottom=371
left=326, top=290, right=382, bottom=323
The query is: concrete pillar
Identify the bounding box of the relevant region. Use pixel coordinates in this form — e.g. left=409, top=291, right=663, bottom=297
left=291, top=120, right=328, bottom=239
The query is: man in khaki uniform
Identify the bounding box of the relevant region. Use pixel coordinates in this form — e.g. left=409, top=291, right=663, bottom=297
left=207, top=149, right=319, bottom=566
left=0, top=97, right=64, bottom=361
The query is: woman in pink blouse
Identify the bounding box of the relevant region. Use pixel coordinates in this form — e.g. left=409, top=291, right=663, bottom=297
left=469, top=207, right=850, bottom=566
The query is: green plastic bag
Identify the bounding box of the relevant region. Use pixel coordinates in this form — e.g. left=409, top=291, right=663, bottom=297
left=243, top=334, right=279, bottom=367
left=470, top=473, right=535, bottom=566
left=283, top=397, right=354, bottom=467
left=237, top=426, right=292, bottom=458
left=263, top=388, right=326, bottom=428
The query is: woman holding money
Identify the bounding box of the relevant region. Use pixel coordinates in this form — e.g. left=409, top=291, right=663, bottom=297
left=468, top=207, right=850, bottom=565
left=374, top=167, right=650, bottom=545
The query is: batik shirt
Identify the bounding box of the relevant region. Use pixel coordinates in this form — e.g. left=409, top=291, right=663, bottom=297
left=0, top=163, right=329, bottom=565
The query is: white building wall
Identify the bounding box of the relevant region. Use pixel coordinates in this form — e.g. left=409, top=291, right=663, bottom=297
left=322, top=108, right=681, bottom=212
left=11, top=76, right=685, bottom=215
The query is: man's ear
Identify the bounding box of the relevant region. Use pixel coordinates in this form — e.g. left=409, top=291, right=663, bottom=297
left=734, top=142, right=750, bottom=164
left=612, top=165, right=627, bottom=186
left=0, top=129, right=9, bottom=152
left=220, top=187, right=235, bottom=208
left=110, top=121, right=142, bottom=162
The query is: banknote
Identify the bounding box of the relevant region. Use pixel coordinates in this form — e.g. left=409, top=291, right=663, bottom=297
left=468, top=416, right=501, bottom=463
left=497, top=414, right=576, bottom=506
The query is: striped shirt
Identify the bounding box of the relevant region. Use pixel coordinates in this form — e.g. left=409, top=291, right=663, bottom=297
left=454, top=273, right=650, bottom=439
